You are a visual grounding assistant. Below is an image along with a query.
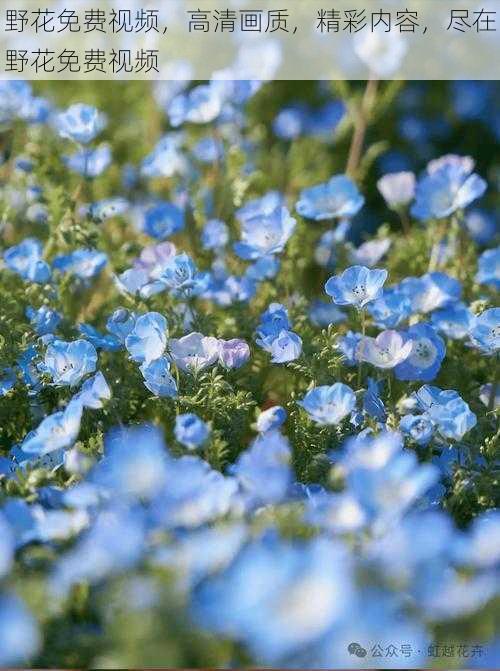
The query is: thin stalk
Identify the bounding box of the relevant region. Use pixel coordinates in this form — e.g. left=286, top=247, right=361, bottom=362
left=346, top=77, right=379, bottom=178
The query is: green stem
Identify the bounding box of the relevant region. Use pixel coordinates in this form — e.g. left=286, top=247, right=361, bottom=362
left=357, top=309, right=366, bottom=389
left=346, top=77, right=379, bottom=178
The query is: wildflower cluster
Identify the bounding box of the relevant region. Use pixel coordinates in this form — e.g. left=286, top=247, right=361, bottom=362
left=0, top=76, right=498, bottom=668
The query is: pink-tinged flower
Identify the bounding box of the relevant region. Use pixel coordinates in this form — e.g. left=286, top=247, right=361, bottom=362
left=169, top=332, right=220, bottom=372
left=356, top=330, right=412, bottom=369
left=218, top=339, right=250, bottom=369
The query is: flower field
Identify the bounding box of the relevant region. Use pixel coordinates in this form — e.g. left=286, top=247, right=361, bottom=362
left=0, top=77, right=499, bottom=668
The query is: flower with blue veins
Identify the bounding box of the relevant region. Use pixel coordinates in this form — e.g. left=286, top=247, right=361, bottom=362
left=394, top=323, right=446, bottom=382
left=399, top=414, right=434, bottom=445
left=256, top=303, right=291, bottom=341
left=53, top=248, right=107, bottom=281
left=325, top=265, right=388, bottom=309
left=411, top=163, right=487, bottom=220
left=55, top=103, right=106, bottom=144
left=64, top=143, right=111, bottom=178
left=234, top=206, right=296, bottom=261
left=160, top=252, right=208, bottom=297
left=356, top=330, right=413, bottom=369
left=256, top=406, right=287, bottom=433
left=21, top=398, right=83, bottom=455
left=430, top=302, right=474, bottom=339
left=74, top=371, right=111, bottom=409
left=44, top=339, right=97, bottom=387
left=468, top=308, right=500, bottom=354
left=201, top=219, right=229, bottom=250
left=3, top=238, right=51, bottom=283
left=475, top=247, right=500, bottom=290
left=296, top=174, right=364, bottom=221
left=140, top=357, right=178, bottom=398
left=265, top=330, right=303, bottom=364
left=298, top=383, right=356, bottom=426
left=26, top=305, right=61, bottom=336
left=367, top=289, right=412, bottom=328
left=415, top=385, right=477, bottom=441
left=125, top=312, right=168, bottom=364
left=143, top=202, right=185, bottom=240
left=175, top=413, right=210, bottom=450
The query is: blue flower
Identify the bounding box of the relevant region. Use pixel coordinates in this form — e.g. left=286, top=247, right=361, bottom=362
left=201, top=219, right=229, bottom=250
left=125, top=312, right=168, bottom=364
left=140, top=357, right=178, bottom=398
left=26, top=305, right=61, bottom=336
left=141, top=133, right=187, bottom=179
left=377, top=171, right=415, bottom=208
left=399, top=414, right=434, bottom=445
left=298, top=383, right=356, bottom=425
left=475, top=247, right=500, bottom=290
left=256, top=303, right=291, bottom=340
left=296, top=174, right=365, bottom=221
left=464, top=209, right=497, bottom=245
left=236, top=191, right=284, bottom=222
left=55, top=103, right=106, bottom=144
left=22, top=399, right=83, bottom=455
left=106, top=308, right=137, bottom=343
left=363, top=378, right=387, bottom=422
left=309, top=300, right=346, bottom=327
left=267, top=330, right=303, bottom=364
left=175, top=413, right=210, bottom=449
left=357, top=329, right=413, bottom=369
left=87, top=197, right=129, bottom=222
left=3, top=238, right=51, bottom=283
left=325, top=265, right=388, bottom=308
left=230, top=431, right=292, bottom=506
left=160, top=252, right=208, bottom=297
left=143, top=202, right=185, bottom=240
left=64, top=144, right=111, bottom=177
left=193, top=136, right=224, bottom=163
left=74, top=371, right=111, bottom=409
left=349, top=238, right=392, bottom=267
left=367, top=289, right=412, bottom=328
left=411, top=163, right=487, bottom=220
left=234, top=206, right=296, bottom=260
left=78, top=324, right=121, bottom=351
left=394, top=323, right=446, bottom=382
left=44, top=339, right=97, bottom=387
left=0, top=594, right=40, bottom=666
left=469, top=308, right=500, bottom=354
left=91, top=424, right=169, bottom=499
left=430, top=302, right=474, bottom=339
left=415, top=385, right=477, bottom=441
left=53, top=249, right=107, bottom=281
left=399, top=272, right=462, bottom=314
left=256, top=406, right=287, bottom=433
left=168, top=83, right=225, bottom=127
left=336, top=331, right=363, bottom=366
